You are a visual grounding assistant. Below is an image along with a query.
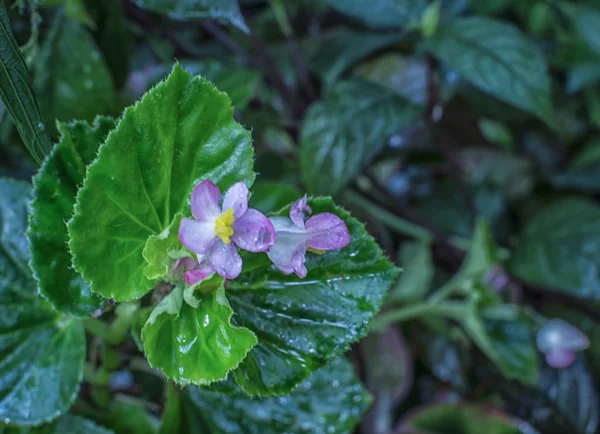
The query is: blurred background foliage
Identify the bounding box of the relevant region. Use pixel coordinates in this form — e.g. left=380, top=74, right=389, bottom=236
left=3, top=0, right=600, bottom=433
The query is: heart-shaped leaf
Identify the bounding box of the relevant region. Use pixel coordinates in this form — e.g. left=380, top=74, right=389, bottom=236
left=133, top=0, right=248, bottom=33
left=34, top=13, right=115, bottom=133
left=423, top=17, right=553, bottom=124
left=142, top=277, right=257, bottom=385
left=68, top=63, right=255, bottom=301
left=229, top=197, right=399, bottom=396
left=301, top=80, right=421, bottom=195
left=185, top=357, right=370, bottom=434
left=509, top=198, right=600, bottom=304
left=322, top=0, right=427, bottom=28
left=486, top=357, right=599, bottom=434
left=0, top=179, right=85, bottom=426
left=29, top=117, right=115, bottom=316
left=303, top=28, right=405, bottom=89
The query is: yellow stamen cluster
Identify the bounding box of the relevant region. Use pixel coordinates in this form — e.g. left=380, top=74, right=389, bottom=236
left=215, top=208, right=235, bottom=244
left=307, top=247, right=325, bottom=255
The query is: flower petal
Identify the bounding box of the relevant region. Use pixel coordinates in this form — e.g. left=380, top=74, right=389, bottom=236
left=292, top=250, right=307, bottom=278
left=545, top=349, right=576, bottom=369
left=184, top=262, right=215, bottom=285
left=290, top=195, right=311, bottom=229
left=179, top=218, right=217, bottom=254
left=305, top=212, right=350, bottom=251
left=222, top=182, right=249, bottom=219
left=232, top=209, right=277, bottom=252
left=191, top=180, right=221, bottom=221
left=209, top=240, right=242, bottom=279
left=267, top=217, right=308, bottom=275
left=536, top=319, right=590, bottom=353
left=174, top=257, right=197, bottom=273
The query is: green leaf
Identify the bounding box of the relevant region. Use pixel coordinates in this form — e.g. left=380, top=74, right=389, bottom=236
left=0, top=179, right=86, bottom=426
left=323, top=0, right=427, bottom=28
left=179, top=61, right=259, bottom=111
left=414, top=181, right=474, bottom=238
left=0, top=414, right=113, bottom=433
left=142, top=278, right=257, bottom=386
left=248, top=181, right=300, bottom=214
left=478, top=118, right=514, bottom=152
left=102, top=399, right=158, bottom=434
left=131, top=307, right=152, bottom=352
left=39, top=0, right=95, bottom=27
left=142, top=213, right=186, bottom=281
left=303, top=29, right=404, bottom=89
left=389, top=241, right=433, bottom=303
left=462, top=302, right=538, bottom=385
left=229, top=197, right=399, bottom=396
left=575, top=5, right=600, bottom=57
left=68, top=63, right=255, bottom=301
left=300, top=80, right=421, bottom=195
left=148, top=60, right=261, bottom=111
left=551, top=165, right=600, bottom=194
left=34, top=13, right=115, bottom=134
left=488, top=357, right=599, bottom=434
left=509, top=198, right=600, bottom=304
left=572, top=138, right=600, bottom=167
left=0, top=179, right=35, bottom=294
left=86, top=0, right=131, bottom=89
left=134, top=0, right=248, bottom=33
left=0, top=2, right=52, bottom=164
left=566, top=62, right=600, bottom=93
left=354, top=54, right=427, bottom=105
left=404, top=404, right=522, bottom=434
left=459, top=219, right=497, bottom=280
left=423, top=17, right=553, bottom=124
left=186, top=357, right=371, bottom=434
left=29, top=117, right=116, bottom=316
left=482, top=315, right=539, bottom=383
left=158, top=384, right=181, bottom=434
left=421, top=331, right=470, bottom=391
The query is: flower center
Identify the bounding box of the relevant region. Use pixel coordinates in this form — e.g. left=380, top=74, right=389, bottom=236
left=215, top=209, right=235, bottom=244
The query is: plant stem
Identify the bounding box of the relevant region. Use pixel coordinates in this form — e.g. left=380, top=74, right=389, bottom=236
left=371, top=301, right=465, bottom=331
left=344, top=190, right=434, bottom=243
left=129, top=356, right=161, bottom=377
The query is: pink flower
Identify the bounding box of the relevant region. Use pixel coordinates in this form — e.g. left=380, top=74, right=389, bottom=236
left=267, top=196, right=350, bottom=278
left=179, top=181, right=276, bottom=280
left=173, top=256, right=215, bottom=285
left=536, top=319, right=590, bottom=369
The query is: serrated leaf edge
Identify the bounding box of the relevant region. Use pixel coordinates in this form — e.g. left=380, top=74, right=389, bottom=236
left=66, top=62, right=251, bottom=301
left=233, top=196, right=400, bottom=397
left=27, top=116, right=114, bottom=315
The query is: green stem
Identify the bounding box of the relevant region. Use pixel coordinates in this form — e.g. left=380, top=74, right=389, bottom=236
left=429, top=278, right=464, bottom=303
left=83, top=318, right=108, bottom=339
left=371, top=301, right=465, bottom=331
left=344, top=190, right=434, bottom=243
left=129, top=356, right=161, bottom=377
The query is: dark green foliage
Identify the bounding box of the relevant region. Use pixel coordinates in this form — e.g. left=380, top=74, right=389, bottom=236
left=1, top=0, right=600, bottom=433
